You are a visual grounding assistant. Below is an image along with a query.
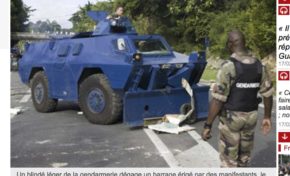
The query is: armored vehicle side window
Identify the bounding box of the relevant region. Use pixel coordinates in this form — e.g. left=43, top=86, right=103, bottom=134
left=72, top=43, right=83, bottom=56
left=117, top=38, right=127, bottom=51
left=49, top=41, right=55, bottom=50
left=57, top=44, right=70, bottom=57
left=134, top=39, right=169, bottom=55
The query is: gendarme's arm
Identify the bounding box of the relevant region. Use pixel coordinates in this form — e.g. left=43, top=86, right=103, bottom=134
left=259, top=65, right=274, bottom=119
left=202, top=61, right=233, bottom=140
left=205, top=61, right=235, bottom=125
left=263, top=96, right=273, bottom=119
left=259, top=65, right=274, bottom=135
left=205, top=98, right=224, bottom=125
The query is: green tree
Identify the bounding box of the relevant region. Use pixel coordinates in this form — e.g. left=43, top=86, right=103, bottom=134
left=50, top=20, right=62, bottom=33
left=246, top=0, right=276, bottom=58
left=167, top=0, right=221, bottom=52
left=69, top=1, right=113, bottom=32
left=11, top=0, right=33, bottom=32
left=207, top=0, right=275, bottom=58
left=28, top=20, right=62, bottom=33
left=207, top=4, right=250, bottom=57
left=68, top=0, right=276, bottom=57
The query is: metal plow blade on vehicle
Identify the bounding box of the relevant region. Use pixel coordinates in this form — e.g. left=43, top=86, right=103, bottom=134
left=123, top=84, right=209, bottom=127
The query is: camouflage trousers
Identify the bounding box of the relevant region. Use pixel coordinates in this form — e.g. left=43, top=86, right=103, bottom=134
left=218, top=110, right=258, bottom=167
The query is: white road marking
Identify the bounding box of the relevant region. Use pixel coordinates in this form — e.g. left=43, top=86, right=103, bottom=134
left=176, top=131, right=220, bottom=167
left=144, top=128, right=180, bottom=167
left=19, top=89, right=31, bottom=103
left=144, top=128, right=220, bottom=167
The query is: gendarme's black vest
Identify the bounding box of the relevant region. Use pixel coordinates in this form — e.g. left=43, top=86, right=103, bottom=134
left=224, top=57, right=262, bottom=112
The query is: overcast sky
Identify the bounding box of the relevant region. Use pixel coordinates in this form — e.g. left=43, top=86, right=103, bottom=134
left=23, top=0, right=101, bottom=29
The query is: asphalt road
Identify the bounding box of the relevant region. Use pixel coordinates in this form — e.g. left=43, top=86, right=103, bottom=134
left=10, top=71, right=276, bottom=168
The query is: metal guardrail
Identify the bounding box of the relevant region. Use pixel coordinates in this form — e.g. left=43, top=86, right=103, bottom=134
left=11, top=32, right=51, bottom=40
left=11, top=32, right=74, bottom=40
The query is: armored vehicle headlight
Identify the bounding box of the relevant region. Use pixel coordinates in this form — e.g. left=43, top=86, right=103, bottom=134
left=175, top=63, right=183, bottom=68
left=133, top=53, right=142, bottom=62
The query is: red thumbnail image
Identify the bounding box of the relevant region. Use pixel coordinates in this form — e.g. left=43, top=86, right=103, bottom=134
left=279, top=132, right=290, bottom=142
left=279, top=71, right=290, bottom=80
left=279, top=6, right=290, bottom=15
left=279, top=0, right=290, bottom=4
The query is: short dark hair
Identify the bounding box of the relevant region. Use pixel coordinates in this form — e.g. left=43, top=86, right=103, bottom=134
left=227, top=29, right=246, bottom=47
left=116, top=6, right=123, bottom=11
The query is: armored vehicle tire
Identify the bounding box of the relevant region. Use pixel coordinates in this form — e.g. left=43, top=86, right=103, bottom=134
left=79, top=74, right=122, bottom=125
left=31, top=71, right=58, bottom=112
left=180, top=103, right=197, bottom=124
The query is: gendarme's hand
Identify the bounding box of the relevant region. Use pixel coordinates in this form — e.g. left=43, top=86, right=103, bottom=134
left=202, top=128, right=212, bottom=141
left=106, top=15, right=112, bottom=20
left=261, top=118, right=271, bottom=135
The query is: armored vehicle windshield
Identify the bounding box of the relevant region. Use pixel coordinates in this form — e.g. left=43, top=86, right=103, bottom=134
left=134, top=39, right=170, bottom=55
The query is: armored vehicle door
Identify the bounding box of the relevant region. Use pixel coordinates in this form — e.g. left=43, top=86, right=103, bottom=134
left=49, top=42, right=74, bottom=99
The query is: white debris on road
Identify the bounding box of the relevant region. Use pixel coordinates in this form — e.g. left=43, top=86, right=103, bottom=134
left=35, top=140, right=52, bottom=144
left=124, top=146, right=144, bottom=151
left=50, top=162, right=68, bottom=168
left=10, top=107, right=23, bottom=118
left=148, top=123, right=195, bottom=134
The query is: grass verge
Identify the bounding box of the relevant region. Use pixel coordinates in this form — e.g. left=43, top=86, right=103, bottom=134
left=201, top=67, right=218, bottom=81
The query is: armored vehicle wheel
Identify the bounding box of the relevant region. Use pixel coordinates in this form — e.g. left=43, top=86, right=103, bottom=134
left=180, top=103, right=197, bottom=124
left=31, top=71, right=57, bottom=112
left=79, top=74, right=122, bottom=125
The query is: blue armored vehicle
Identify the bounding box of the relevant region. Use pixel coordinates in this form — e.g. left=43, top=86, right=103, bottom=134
left=18, top=11, right=209, bottom=127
